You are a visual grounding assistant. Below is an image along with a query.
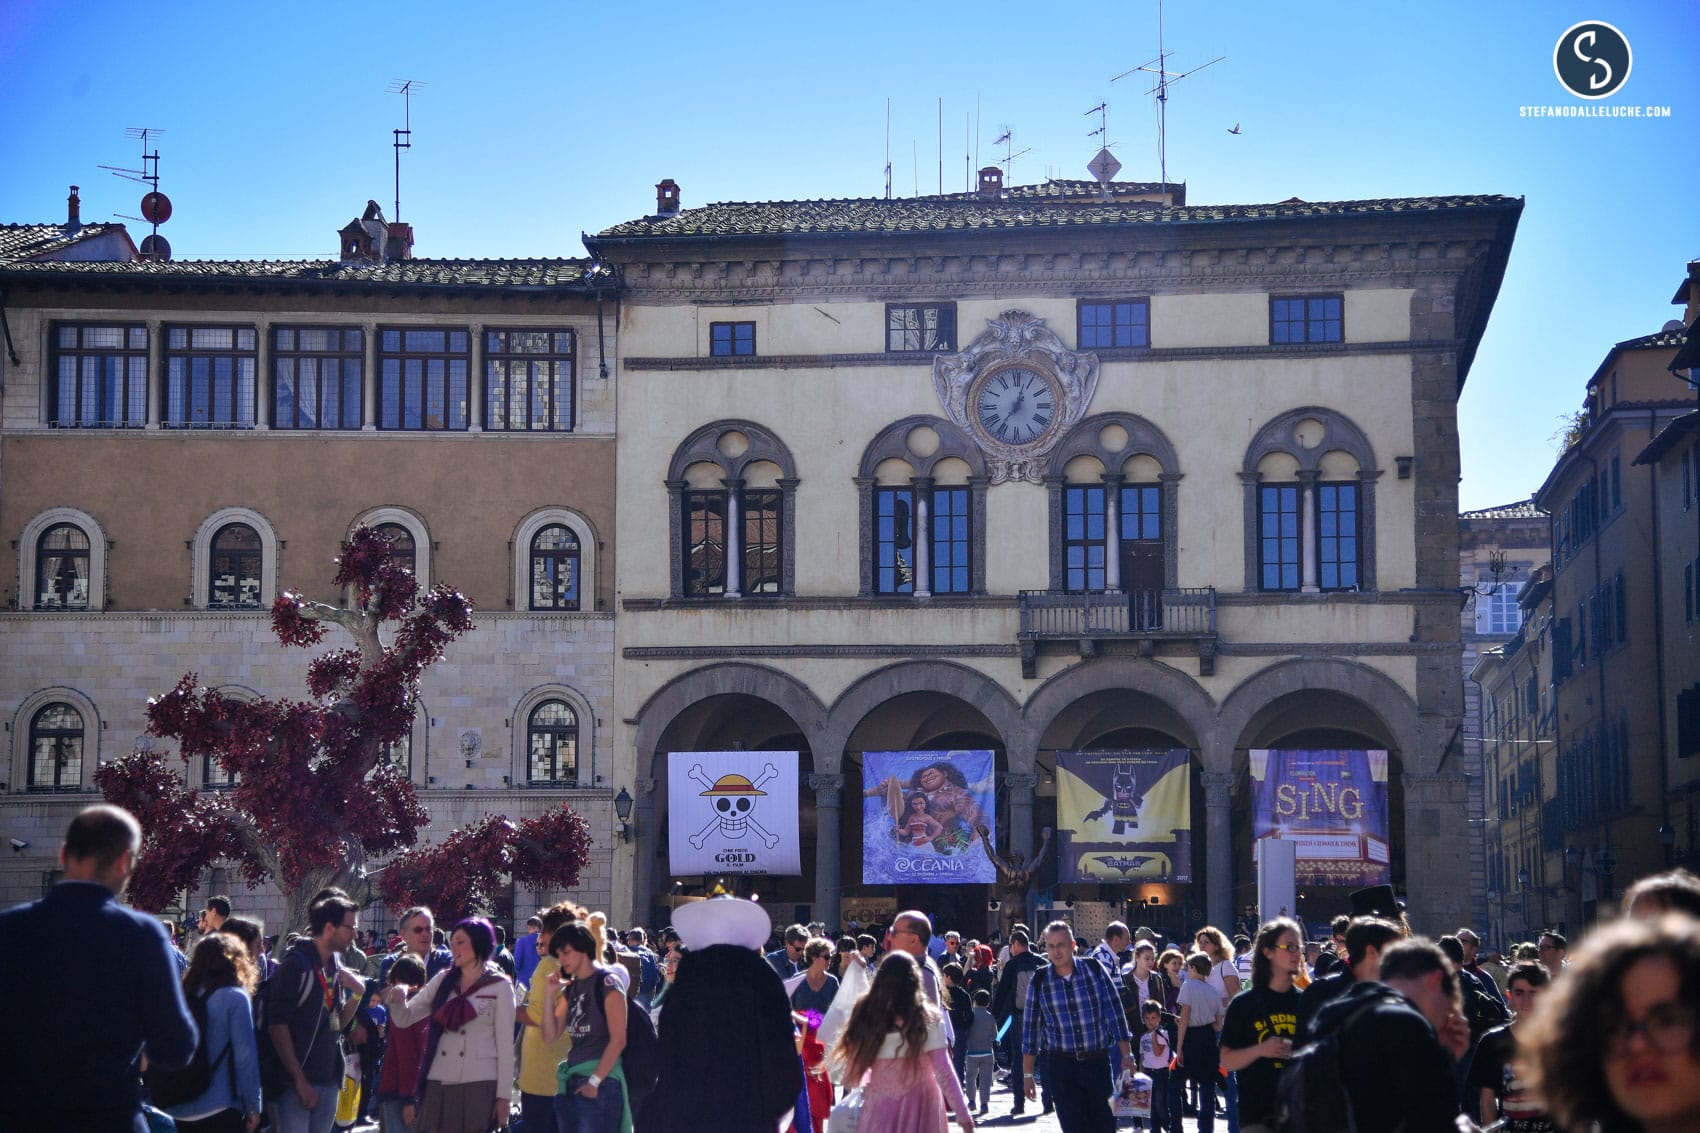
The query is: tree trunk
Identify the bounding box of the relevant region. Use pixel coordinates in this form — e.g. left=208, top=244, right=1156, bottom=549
left=269, top=862, right=377, bottom=961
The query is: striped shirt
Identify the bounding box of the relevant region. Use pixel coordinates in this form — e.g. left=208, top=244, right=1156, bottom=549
left=1021, top=956, right=1133, bottom=1056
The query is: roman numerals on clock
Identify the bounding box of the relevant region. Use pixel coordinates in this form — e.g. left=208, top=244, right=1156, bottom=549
left=976, top=367, right=1057, bottom=446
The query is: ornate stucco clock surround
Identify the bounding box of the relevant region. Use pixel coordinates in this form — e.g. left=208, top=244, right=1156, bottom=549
left=933, top=310, right=1100, bottom=484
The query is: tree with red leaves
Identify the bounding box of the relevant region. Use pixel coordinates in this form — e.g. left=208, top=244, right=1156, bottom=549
left=96, top=526, right=593, bottom=946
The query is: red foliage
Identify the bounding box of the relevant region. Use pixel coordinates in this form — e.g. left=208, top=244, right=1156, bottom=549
left=381, top=805, right=593, bottom=923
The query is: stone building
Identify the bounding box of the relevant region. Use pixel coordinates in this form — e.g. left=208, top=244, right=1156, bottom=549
left=586, top=174, right=1522, bottom=934
left=0, top=205, right=621, bottom=924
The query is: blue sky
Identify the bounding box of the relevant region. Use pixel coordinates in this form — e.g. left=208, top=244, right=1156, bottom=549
left=3, top=1, right=1695, bottom=510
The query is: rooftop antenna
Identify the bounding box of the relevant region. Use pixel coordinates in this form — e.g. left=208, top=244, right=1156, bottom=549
left=386, top=79, right=424, bottom=220
left=1112, top=0, right=1224, bottom=207
left=1084, top=101, right=1121, bottom=197
left=101, top=127, right=172, bottom=260
left=993, top=128, right=1032, bottom=184
left=884, top=98, right=893, bottom=199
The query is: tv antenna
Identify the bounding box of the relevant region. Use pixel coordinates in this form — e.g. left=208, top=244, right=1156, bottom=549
left=884, top=98, right=893, bottom=199
left=1112, top=0, right=1224, bottom=206
left=101, top=127, right=172, bottom=261
left=992, top=128, right=1032, bottom=184
left=387, top=79, right=424, bottom=220
left=1084, top=102, right=1121, bottom=195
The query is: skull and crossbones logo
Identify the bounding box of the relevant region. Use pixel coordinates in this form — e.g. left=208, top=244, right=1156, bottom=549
left=688, top=763, right=781, bottom=850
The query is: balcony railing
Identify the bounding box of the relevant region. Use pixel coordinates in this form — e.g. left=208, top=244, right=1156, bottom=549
left=1017, top=587, right=1217, bottom=676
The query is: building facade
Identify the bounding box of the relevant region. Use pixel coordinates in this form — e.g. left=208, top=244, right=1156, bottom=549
left=0, top=211, right=622, bottom=923
left=588, top=175, right=1522, bottom=933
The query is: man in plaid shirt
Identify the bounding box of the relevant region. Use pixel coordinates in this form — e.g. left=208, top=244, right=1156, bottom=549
left=1023, top=920, right=1134, bottom=1133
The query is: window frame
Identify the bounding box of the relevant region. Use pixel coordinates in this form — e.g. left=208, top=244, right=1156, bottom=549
left=485, top=328, right=576, bottom=432
left=19, top=509, right=107, bottom=613
left=511, top=509, right=597, bottom=615
left=191, top=508, right=279, bottom=612
left=1258, top=484, right=1302, bottom=591
left=1076, top=299, right=1151, bottom=350
left=377, top=326, right=471, bottom=431
left=162, top=323, right=259, bottom=429
left=1269, top=294, right=1344, bottom=344
left=526, top=699, right=579, bottom=787
left=272, top=325, right=364, bottom=430
left=929, top=485, right=974, bottom=595
left=528, top=524, right=582, bottom=611
left=1063, top=484, right=1109, bottom=593
left=709, top=321, right=756, bottom=358
left=1315, top=480, right=1361, bottom=592
left=885, top=303, right=957, bottom=353
left=48, top=322, right=149, bottom=428
left=27, top=703, right=84, bottom=793
left=32, top=523, right=92, bottom=611
left=207, top=523, right=265, bottom=610
left=871, top=485, right=917, bottom=595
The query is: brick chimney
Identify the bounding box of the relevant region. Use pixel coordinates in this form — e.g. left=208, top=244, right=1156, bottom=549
left=656, top=179, right=681, bottom=217
left=339, top=200, right=389, bottom=262
left=384, top=221, right=414, bottom=261
left=977, top=167, right=1004, bottom=198
left=65, top=185, right=81, bottom=230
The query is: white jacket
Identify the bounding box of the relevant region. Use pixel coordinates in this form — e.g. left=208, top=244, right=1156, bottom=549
left=392, top=966, right=517, bottom=1089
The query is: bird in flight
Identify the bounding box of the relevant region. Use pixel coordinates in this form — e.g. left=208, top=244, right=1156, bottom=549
left=1227, top=123, right=1242, bottom=135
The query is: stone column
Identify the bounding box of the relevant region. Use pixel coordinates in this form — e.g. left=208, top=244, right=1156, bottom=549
left=1103, top=475, right=1124, bottom=590
left=632, top=775, right=660, bottom=929
left=1402, top=772, right=1472, bottom=932
left=810, top=772, right=845, bottom=930
left=1203, top=771, right=1236, bottom=929
left=1004, top=770, right=1040, bottom=928
left=362, top=321, right=379, bottom=430
left=723, top=479, right=743, bottom=597
left=1299, top=471, right=1320, bottom=593
left=253, top=321, right=270, bottom=430
left=467, top=324, right=484, bottom=431
left=145, top=318, right=162, bottom=429
left=912, top=478, right=932, bottom=598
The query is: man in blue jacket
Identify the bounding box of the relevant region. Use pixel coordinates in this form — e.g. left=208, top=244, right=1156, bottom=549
left=0, top=804, right=198, bottom=1132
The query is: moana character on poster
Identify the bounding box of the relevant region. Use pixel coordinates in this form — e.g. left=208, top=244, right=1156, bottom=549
left=866, top=760, right=985, bottom=855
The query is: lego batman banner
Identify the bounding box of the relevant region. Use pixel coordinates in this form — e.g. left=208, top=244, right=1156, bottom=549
left=1250, top=749, right=1390, bottom=886
left=668, top=751, right=801, bottom=875
left=862, top=750, right=997, bottom=885
left=1056, top=749, right=1192, bottom=882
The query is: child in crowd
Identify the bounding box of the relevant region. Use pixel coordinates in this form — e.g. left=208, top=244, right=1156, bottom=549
left=375, top=954, right=429, bottom=1133
left=1140, top=999, right=1181, bottom=1133
left=964, top=988, right=999, bottom=1115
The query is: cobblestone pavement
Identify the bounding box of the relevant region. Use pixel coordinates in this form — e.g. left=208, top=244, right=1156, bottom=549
left=940, top=1068, right=1214, bottom=1132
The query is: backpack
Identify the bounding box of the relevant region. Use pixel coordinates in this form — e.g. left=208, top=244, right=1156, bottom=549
left=635, top=948, right=663, bottom=1001
left=145, top=990, right=234, bottom=1108
left=585, top=967, right=661, bottom=1108
left=1274, top=988, right=1393, bottom=1133
left=255, top=951, right=329, bottom=1103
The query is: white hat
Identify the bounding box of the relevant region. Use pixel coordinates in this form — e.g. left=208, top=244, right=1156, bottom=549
left=673, top=896, right=772, bottom=951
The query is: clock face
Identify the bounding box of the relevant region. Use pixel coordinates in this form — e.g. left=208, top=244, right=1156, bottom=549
left=975, top=365, right=1059, bottom=447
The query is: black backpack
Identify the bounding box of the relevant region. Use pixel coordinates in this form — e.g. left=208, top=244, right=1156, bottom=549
left=585, top=971, right=661, bottom=1108
left=146, top=990, right=234, bottom=1109
left=255, top=953, right=329, bottom=1103
left=1274, top=988, right=1393, bottom=1133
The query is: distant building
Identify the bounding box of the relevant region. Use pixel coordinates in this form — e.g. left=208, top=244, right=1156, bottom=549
left=0, top=187, right=137, bottom=263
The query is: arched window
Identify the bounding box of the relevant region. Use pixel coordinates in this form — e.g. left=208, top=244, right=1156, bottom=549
left=28, top=704, right=83, bottom=792
left=208, top=524, right=264, bottom=609
left=530, top=525, right=581, bottom=610
left=1045, top=413, right=1183, bottom=601
left=527, top=701, right=577, bottom=785
left=667, top=421, right=797, bottom=599
left=383, top=731, right=412, bottom=778
left=35, top=524, right=91, bottom=610
left=1241, top=408, right=1380, bottom=593
left=376, top=523, right=416, bottom=577
left=857, top=417, right=988, bottom=597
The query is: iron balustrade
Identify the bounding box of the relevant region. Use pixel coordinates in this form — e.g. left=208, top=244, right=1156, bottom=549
left=1018, top=587, right=1217, bottom=638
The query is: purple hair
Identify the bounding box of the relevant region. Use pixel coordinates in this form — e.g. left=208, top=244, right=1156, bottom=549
left=452, top=916, right=496, bottom=963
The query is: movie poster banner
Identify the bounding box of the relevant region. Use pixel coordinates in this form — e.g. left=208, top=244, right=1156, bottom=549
left=862, top=750, right=997, bottom=885
left=1056, top=749, right=1192, bottom=883
left=668, top=751, right=801, bottom=875
left=1249, top=749, right=1390, bottom=886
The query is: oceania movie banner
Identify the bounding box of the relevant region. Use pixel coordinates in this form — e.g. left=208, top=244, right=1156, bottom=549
left=861, top=750, right=997, bottom=885
left=1249, top=749, right=1391, bottom=886
left=1056, top=749, right=1192, bottom=883
left=668, top=751, right=802, bottom=875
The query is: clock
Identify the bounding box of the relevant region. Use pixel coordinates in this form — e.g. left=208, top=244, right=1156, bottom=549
left=973, top=364, right=1062, bottom=449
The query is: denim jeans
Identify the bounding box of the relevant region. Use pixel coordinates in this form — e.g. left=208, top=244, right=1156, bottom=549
left=272, top=1084, right=340, bottom=1133
left=1145, top=1066, right=1184, bottom=1133
left=520, top=1090, right=561, bottom=1133
left=554, top=1075, right=625, bottom=1133
left=378, top=1097, right=417, bottom=1133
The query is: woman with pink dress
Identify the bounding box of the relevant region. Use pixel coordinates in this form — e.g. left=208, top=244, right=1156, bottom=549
left=830, top=951, right=973, bottom=1133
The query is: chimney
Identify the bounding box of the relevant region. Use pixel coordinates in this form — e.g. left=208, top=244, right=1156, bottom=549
left=384, top=221, right=414, bottom=261
left=340, top=200, right=388, bottom=263
left=66, top=185, right=81, bottom=230
left=977, top=166, right=1004, bottom=198
left=656, top=179, right=681, bottom=217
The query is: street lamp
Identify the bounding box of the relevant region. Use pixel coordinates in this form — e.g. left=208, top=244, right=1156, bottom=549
left=614, top=787, right=634, bottom=843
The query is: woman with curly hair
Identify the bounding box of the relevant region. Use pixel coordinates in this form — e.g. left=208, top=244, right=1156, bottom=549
left=1522, top=913, right=1700, bottom=1132
left=831, top=950, right=973, bottom=1133
left=162, top=933, right=263, bottom=1132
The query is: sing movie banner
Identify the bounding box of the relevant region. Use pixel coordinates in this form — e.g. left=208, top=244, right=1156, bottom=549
left=668, top=750, right=801, bottom=876
left=1056, top=749, right=1192, bottom=883
left=1250, top=749, right=1390, bottom=886
left=862, top=750, right=997, bottom=885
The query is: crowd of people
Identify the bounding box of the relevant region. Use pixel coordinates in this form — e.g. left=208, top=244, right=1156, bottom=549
left=4, top=803, right=1700, bottom=1133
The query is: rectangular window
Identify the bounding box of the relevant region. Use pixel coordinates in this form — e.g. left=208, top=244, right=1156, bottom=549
left=273, top=326, right=363, bottom=429
left=1270, top=295, right=1343, bottom=344
left=163, top=325, right=258, bottom=427
left=486, top=329, right=575, bottom=431
left=682, top=491, right=727, bottom=597
left=1259, top=484, right=1301, bottom=590
left=1077, top=299, right=1151, bottom=349
left=931, top=486, right=972, bottom=594
left=49, top=323, right=148, bottom=427
left=378, top=328, right=469, bottom=430
left=709, top=321, right=756, bottom=357
left=742, top=490, right=783, bottom=595
left=886, top=304, right=957, bottom=353
left=1316, top=482, right=1359, bottom=590
left=1120, top=484, right=1163, bottom=543
left=1476, top=581, right=1525, bottom=635
left=1063, top=486, right=1107, bottom=592
left=873, top=486, right=916, bottom=595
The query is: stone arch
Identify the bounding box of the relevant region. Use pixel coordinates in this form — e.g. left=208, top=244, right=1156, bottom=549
left=632, top=663, right=830, bottom=780
left=10, top=686, right=101, bottom=794
left=1239, top=407, right=1382, bottom=591
left=1023, top=657, right=1216, bottom=755
left=1240, top=406, right=1379, bottom=477
left=857, top=415, right=989, bottom=481
left=856, top=416, right=990, bottom=597
left=352, top=506, right=433, bottom=594
left=190, top=506, right=280, bottom=611
left=513, top=683, right=596, bottom=787
left=823, top=660, right=1024, bottom=767
left=511, top=506, right=600, bottom=613
left=666, top=421, right=799, bottom=598
left=666, top=419, right=798, bottom=483
left=18, top=506, right=109, bottom=612
left=1044, top=413, right=1185, bottom=591
left=1048, top=411, right=1182, bottom=478
left=1215, top=657, right=1420, bottom=773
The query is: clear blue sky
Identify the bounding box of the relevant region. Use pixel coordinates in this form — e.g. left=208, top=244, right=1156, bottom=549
left=4, top=1, right=1695, bottom=511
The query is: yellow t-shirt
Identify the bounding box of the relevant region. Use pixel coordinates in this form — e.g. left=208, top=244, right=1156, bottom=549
left=518, top=956, right=575, bottom=1096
